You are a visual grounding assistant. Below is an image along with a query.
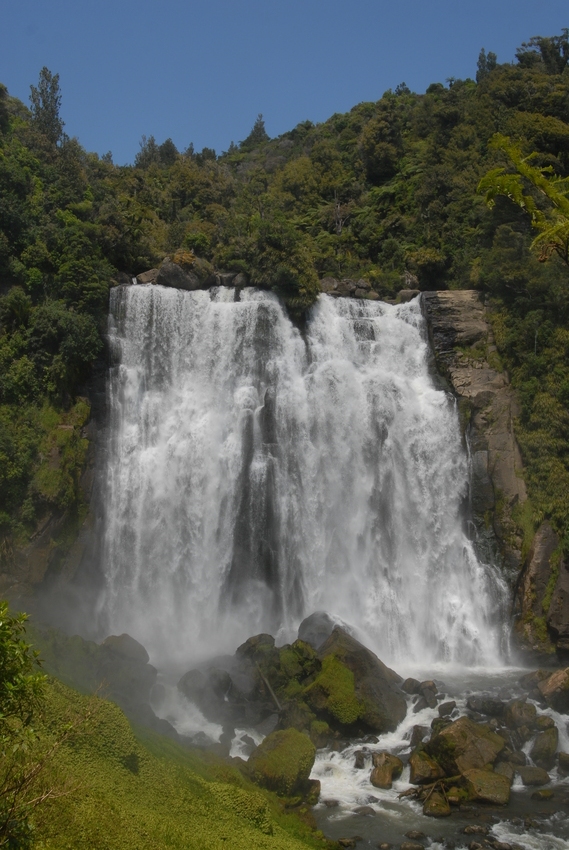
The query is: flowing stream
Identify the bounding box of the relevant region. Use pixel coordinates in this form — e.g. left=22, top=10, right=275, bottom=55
left=100, top=284, right=507, bottom=669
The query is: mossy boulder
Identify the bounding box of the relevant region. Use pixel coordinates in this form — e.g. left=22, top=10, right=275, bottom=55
left=503, top=699, right=537, bottom=729
left=463, top=769, right=510, bottom=805
left=425, top=716, right=505, bottom=776
left=517, top=765, right=551, bottom=786
left=409, top=747, right=445, bottom=784
left=309, top=628, right=406, bottom=734
left=423, top=790, right=450, bottom=817
left=247, top=729, right=316, bottom=797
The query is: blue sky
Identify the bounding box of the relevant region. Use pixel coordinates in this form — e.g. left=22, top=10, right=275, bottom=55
left=1, top=1, right=567, bottom=164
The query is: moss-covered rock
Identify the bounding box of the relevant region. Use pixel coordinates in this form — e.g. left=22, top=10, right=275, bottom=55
left=423, top=790, right=450, bottom=817
left=247, top=729, right=316, bottom=797
left=425, top=716, right=505, bottom=776
left=313, top=628, right=406, bottom=734
left=463, top=768, right=510, bottom=805
left=409, top=747, right=445, bottom=784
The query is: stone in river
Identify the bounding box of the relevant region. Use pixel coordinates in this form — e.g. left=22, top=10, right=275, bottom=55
left=370, top=752, right=403, bottom=789
left=530, top=726, right=558, bottom=770
left=517, top=765, right=550, bottom=786
left=503, top=699, right=537, bottom=729
left=463, top=768, right=510, bottom=805
left=423, top=790, right=451, bottom=817
left=409, top=748, right=445, bottom=784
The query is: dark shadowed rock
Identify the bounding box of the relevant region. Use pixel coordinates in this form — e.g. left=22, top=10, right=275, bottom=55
left=466, top=696, right=505, bottom=716
left=297, top=612, right=340, bottom=650
left=410, top=725, right=429, bottom=748
left=136, top=268, right=158, bottom=284
left=438, top=700, right=456, bottom=717
left=503, top=699, right=537, bottom=729
left=102, top=633, right=150, bottom=664
left=156, top=254, right=216, bottom=291
left=402, top=677, right=421, bottom=695
left=530, top=726, right=559, bottom=769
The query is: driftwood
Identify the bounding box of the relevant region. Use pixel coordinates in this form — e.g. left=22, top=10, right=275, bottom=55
left=398, top=775, right=461, bottom=802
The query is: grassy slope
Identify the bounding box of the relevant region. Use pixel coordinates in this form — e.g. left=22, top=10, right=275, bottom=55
left=31, top=679, right=327, bottom=850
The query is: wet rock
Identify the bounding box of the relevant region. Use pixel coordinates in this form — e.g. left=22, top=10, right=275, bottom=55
left=463, top=768, right=510, bottom=805
left=410, top=725, right=429, bottom=748
left=311, top=628, right=406, bottom=734
left=297, top=611, right=341, bottom=650
left=503, top=700, right=537, bottom=729
left=426, top=716, right=505, bottom=775
left=353, top=805, right=375, bottom=816
left=494, top=762, right=515, bottom=784
left=400, top=844, right=424, bottom=850
left=431, top=717, right=452, bottom=735
left=354, top=750, right=366, bottom=769
left=420, top=687, right=438, bottom=709
left=409, top=748, right=445, bottom=784
left=402, top=677, right=422, bottom=694
left=305, top=779, right=321, bottom=805
left=438, top=700, right=456, bottom=717
left=466, top=696, right=505, bottom=717
left=423, top=789, right=451, bottom=817
left=378, top=844, right=392, bottom=850
left=535, top=714, right=555, bottom=730
left=239, top=734, right=257, bottom=757
left=247, top=728, right=316, bottom=796
left=519, top=669, right=551, bottom=691
left=323, top=798, right=339, bottom=807
left=517, top=766, right=550, bottom=786
left=558, top=751, right=569, bottom=772
left=530, top=726, right=558, bottom=769
left=396, top=289, right=420, bottom=303
left=413, top=696, right=429, bottom=713
left=537, top=668, right=569, bottom=713
left=463, top=824, right=489, bottom=835
left=531, top=789, right=554, bottom=800
left=405, top=831, right=426, bottom=840
left=233, top=272, right=249, bottom=287
left=370, top=752, right=403, bottom=789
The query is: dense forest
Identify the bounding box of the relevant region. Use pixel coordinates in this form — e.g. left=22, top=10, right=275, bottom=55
left=1, top=31, right=569, bottom=567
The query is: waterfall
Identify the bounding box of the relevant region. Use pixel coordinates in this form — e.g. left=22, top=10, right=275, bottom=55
left=100, top=284, right=508, bottom=668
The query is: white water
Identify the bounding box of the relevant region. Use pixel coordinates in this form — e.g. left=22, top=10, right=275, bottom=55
left=100, top=285, right=508, bottom=668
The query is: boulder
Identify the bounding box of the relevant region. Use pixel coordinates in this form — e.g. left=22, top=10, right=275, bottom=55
left=233, top=272, right=249, bottom=287
left=425, top=716, right=505, bottom=776
left=395, top=289, right=420, bottom=304
left=535, top=714, right=556, bottom=730
left=503, top=699, right=537, bottom=729
left=369, top=752, right=403, bottom=789
left=156, top=253, right=216, bottom=291
left=463, top=769, right=510, bottom=806
left=558, top=752, right=569, bottom=772
left=494, top=762, right=515, bottom=784
left=423, top=790, right=450, bottom=817
left=517, top=766, right=550, bottom=786
left=410, top=725, right=429, bottom=748
left=102, top=633, right=149, bottom=664
left=537, top=668, right=569, bottom=713
left=438, top=700, right=456, bottom=717
left=307, top=628, right=406, bottom=734
left=402, top=678, right=421, bottom=695
left=466, top=696, right=505, bottom=717
left=247, top=728, right=316, bottom=797
left=409, top=748, right=445, bottom=784
left=297, top=612, right=343, bottom=650
left=136, top=268, right=158, bottom=284
left=530, top=727, right=558, bottom=770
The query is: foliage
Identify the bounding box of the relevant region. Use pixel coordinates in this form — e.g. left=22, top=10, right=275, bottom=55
left=479, top=133, right=569, bottom=264
left=0, top=602, right=46, bottom=846
left=2, top=32, right=569, bottom=557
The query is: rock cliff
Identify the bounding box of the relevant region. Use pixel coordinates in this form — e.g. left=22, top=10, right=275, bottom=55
left=422, top=290, right=567, bottom=660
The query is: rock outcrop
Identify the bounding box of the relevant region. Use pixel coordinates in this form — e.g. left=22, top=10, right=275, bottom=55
left=246, top=728, right=316, bottom=797
left=422, top=290, right=527, bottom=577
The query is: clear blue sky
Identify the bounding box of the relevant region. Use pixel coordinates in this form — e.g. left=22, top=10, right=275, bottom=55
left=1, top=0, right=567, bottom=165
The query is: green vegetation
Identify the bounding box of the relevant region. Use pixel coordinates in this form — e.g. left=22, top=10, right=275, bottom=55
left=0, top=604, right=327, bottom=849
left=305, top=655, right=363, bottom=727
left=1, top=29, right=569, bottom=564
left=247, top=729, right=316, bottom=798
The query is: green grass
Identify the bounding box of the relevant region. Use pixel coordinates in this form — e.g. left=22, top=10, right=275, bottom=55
left=27, top=679, right=330, bottom=850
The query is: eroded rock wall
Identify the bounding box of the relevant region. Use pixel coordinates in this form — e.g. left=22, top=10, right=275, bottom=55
left=422, top=290, right=569, bottom=660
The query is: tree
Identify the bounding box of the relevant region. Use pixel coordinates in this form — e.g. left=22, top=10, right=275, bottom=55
left=240, top=114, right=269, bottom=151
left=478, top=133, right=569, bottom=265
left=0, top=602, right=46, bottom=846
left=29, top=67, right=64, bottom=144
left=134, top=134, right=160, bottom=168
left=516, top=30, right=569, bottom=74
left=476, top=48, right=497, bottom=82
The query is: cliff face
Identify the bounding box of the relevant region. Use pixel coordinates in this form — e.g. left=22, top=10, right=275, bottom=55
left=422, top=290, right=567, bottom=660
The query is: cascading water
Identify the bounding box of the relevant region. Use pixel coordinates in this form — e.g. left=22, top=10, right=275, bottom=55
left=100, top=284, right=508, bottom=668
